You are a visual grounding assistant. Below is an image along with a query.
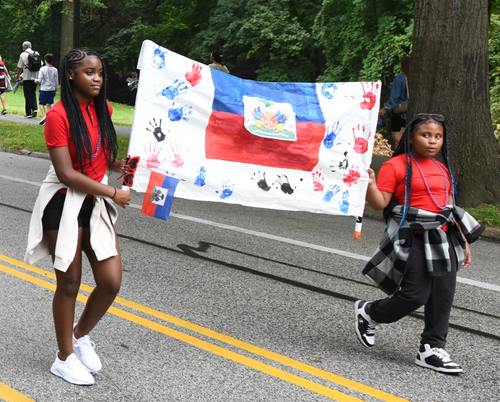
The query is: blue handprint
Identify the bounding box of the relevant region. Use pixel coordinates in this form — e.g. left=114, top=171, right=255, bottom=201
left=321, top=83, right=339, bottom=99
left=323, top=184, right=341, bottom=203
left=168, top=104, right=193, bottom=122
left=160, top=79, right=188, bottom=101
left=152, top=46, right=168, bottom=69
left=323, top=121, right=342, bottom=149
left=339, top=190, right=350, bottom=214
left=194, top=166, right=207, bottom=187
left=217, top=180, right=234, bottom=199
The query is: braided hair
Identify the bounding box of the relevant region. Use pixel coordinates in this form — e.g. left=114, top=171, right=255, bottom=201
left=60, top=48, right=118, bottom=173
left=391, top=113, right=456, bottom=228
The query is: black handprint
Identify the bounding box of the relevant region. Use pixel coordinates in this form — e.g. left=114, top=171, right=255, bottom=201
left=147, top=118, right=166, bottom=142
left=330, top=151, right=349, bottom=172
left=276, top=175, right=294, bottom=195
left=252, top=170, right=272, bottom=191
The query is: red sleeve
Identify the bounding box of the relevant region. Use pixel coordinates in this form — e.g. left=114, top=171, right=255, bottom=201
left=377, top=160, right=398, bottom=193
left=44, top=108, right=70, bottom=149
left=107, top=102, right=113, bottom=116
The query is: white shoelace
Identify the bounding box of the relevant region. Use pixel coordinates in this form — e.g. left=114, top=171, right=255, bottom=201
left=366, top=321, right=378, bottom=335
left=431, top=347, right=452, bottom=362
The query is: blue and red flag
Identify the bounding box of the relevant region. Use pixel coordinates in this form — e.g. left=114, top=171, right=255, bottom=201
left=141, top=171, right=179, bottom=221
left=205, top=71, right=326, bottom=172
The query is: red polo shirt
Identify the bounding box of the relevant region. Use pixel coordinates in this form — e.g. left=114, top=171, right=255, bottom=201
left=44, top=100, right=113, bottom=182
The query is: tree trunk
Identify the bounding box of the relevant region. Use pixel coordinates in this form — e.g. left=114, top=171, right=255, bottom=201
left=410, top=0, right=500, bottom=206
left=60, top=0, right=74, bottom=60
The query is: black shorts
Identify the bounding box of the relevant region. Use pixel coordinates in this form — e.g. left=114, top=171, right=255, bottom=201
left=390, top=112, right=406, bottom=132
left=42, top=192, right=94, bottom=231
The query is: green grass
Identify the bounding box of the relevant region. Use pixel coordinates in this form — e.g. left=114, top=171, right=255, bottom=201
left=0, top=121, right=130, bottom=160
left=2, top=89, right=134, bottom=126
left=464, top=204, right=500, bottom=228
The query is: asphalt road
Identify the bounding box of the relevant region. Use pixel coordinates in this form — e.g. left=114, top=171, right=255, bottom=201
left=0, top=151, right=499, bottom=402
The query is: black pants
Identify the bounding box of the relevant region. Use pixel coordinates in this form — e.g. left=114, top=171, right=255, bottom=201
left=23, top=80, right=37, bottom=116
left=368, top=232, right=458, bottom=349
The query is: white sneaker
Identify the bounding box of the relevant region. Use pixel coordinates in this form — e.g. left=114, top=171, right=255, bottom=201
left=415, top=344, right=463, bottom=374
left=73, top=324, right=102, bottom=373
left=354, top=300, right=378, bottom=348
left=50, top=352, right=95, bottom=385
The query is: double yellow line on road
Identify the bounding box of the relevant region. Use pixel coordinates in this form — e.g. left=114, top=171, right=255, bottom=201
left=0, top=254, right=409, bottom=402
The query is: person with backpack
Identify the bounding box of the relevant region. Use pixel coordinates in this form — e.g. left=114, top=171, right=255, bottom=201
left=17, top=41, right=43, bottom=118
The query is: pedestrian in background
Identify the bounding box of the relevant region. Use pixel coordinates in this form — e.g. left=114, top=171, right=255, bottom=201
left=17, top=41, right=41, bottom=118
left=379, top=55, right=411, bottom=149
left=356, top=113, right=484, bottom=374
left=0, top=54, right=10, bottom=115
left=35, top=53, right=59, bottom=125
left=208, top=50, right=230, bottom=74
left=25, top=47, right=131, bottom=386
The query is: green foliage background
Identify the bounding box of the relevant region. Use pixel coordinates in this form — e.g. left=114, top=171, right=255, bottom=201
left=0, top=0, right=499, bottom=130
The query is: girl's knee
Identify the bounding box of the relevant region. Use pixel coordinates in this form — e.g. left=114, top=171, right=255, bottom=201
left=98, top=277, right=121, bottom=297
left=399, top=291, right=427, bottom=309
left=56, top=276, right=82, bottom=298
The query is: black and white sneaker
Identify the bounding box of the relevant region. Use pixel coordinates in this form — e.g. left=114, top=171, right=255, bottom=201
left=354, top=300, right=378, bottom=348
left=1, top=109, right=6, bottom=115
left=31, top=111, right=37, bottom=118
left=415, top=344, right=463, bottom=374
left=39, top=116, right=46, bottom=125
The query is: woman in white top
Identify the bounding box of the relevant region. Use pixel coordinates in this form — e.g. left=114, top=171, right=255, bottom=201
left=208, top=50, right=230, bottom=74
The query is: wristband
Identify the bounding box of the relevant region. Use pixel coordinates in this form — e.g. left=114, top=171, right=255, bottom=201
left=112, top=187, right=117, bottom=199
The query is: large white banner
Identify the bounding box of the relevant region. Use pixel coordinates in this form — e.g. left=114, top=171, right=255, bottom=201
left=128, top=40, right=381, bottom=218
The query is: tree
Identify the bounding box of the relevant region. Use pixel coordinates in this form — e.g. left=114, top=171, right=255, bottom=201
left=410, top=0, right=500, bottom=206
left=313, top=0, right=413, bottom=83
left=190, top=0, right=322, bottom=81
left=60, top=0, right=74, bottom=61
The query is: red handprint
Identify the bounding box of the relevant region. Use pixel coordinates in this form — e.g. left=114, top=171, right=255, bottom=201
left=312, top=171, right=324, bottom=192
left=185, top=63, right=203, bottom=87
left=170, top=141, right=189, bottom=168
left=145, top=141, right=166, bottom=168
left=352, top=124, right=371, bottom=154
left=360, top=82, right=378, bottom=110
left=343, top=167, right=361, bottom=187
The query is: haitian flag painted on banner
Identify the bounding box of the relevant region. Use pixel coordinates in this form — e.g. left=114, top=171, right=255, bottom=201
left=141, top=171, right=179, bottom=221
left=206, top=73, right=325, bottom=171
left=128, top=40, right=381, bottom=218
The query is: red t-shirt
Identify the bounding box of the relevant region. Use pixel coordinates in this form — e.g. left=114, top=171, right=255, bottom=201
left=44, top=100, right=113, bottom=182
left=377, top=154, right=452, bottom=214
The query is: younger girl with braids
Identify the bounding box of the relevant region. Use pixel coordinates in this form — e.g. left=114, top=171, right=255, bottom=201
left=355, top=114, right=484, bottom=374
left=25, top=48, right=131, bottom=385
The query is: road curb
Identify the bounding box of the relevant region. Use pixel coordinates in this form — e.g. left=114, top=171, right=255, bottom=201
left=20, top=149, right=51, bottom=160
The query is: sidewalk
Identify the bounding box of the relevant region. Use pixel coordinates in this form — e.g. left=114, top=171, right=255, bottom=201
left=0, top=113, right=131, bottom=136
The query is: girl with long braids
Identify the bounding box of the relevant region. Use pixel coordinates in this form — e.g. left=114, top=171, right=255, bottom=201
left=355, top=114, right=484, bottom=374
left=25, top=48, right=131, bottom=385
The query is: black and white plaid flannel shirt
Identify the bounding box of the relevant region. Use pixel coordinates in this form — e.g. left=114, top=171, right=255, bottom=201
left=362, top=203, right=485, bottom=296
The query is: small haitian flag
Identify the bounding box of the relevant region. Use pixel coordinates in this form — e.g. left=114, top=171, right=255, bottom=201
left=141, top=171, right=179, bottom=221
